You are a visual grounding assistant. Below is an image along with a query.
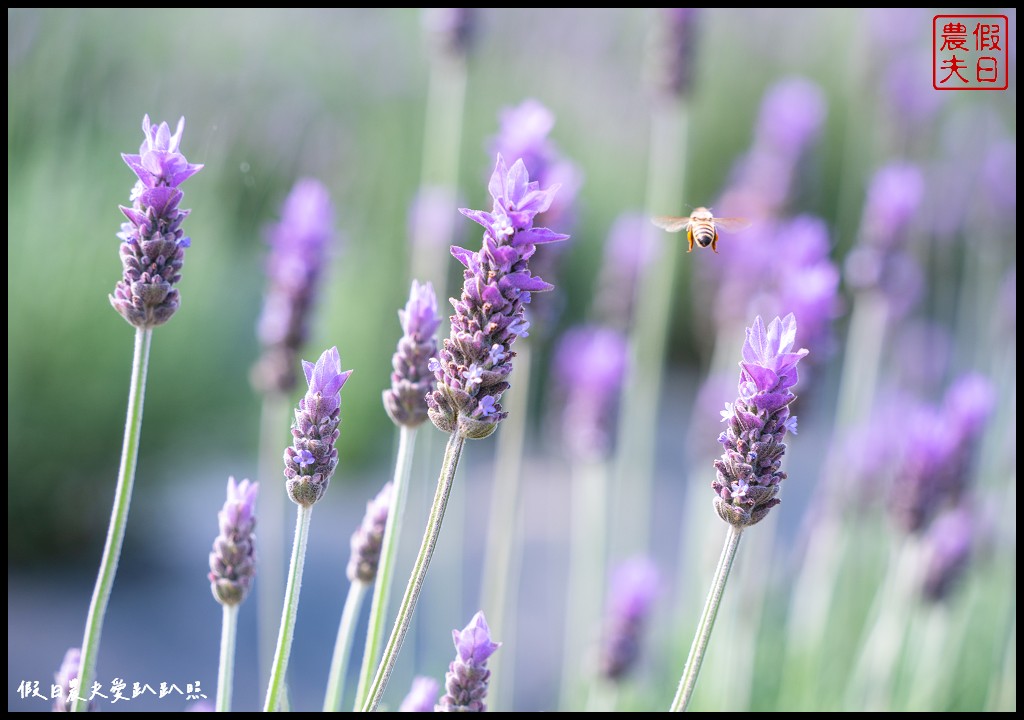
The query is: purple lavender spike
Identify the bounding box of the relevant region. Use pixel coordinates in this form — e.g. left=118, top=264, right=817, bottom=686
left=53, top=648, right=96, bottom=712
left=713, top=314, right=808, bottom=527
left=347, top=482, right=393, bottom=584
left=399, top=676, right=440, bottom=712
left=383, top=281, right=441, bottom=428
left=921, top=503, right=977, bottom=602
left=599, top=557, right=661, bottom=681
left=648, top=8, right=701, bottom=99
left=208, top=477, right=259, bottom=606
left=436, top=612, right=501, bottom=712
left=109, top=115, right=203, bottom=329
left=251, top=179, right=336, bottom=394
left=426, top=154, right=568, bottom=439
left=283, top=347, right=353, bottom=506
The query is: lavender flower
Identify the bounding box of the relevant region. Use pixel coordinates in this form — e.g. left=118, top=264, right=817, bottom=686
left=109, top=115, right=203, bottom=329
left=383, top=281, right=442, bottom=428
left=347, top=482, right=393, bottom=584
left=594, top=212, right=660, bottom=329
left=53, top=648, right=95, bottom=712
left=554, top=325, right=629, bottom=460
left=283, top=347, right=353, bottom=506
left=890, top=373, right=995, bottom=533
left=426, top=154, right=568, bottom=439
left=599, top=557, right=660, bottom=681
left=436, top=611, right=501, bottom=712
left=208, top=477, right=259, bottom=607
left=921, top=504, right=976, bottom=602
left=422, top=8, right=475, bottom=59
left=713, top=314, right=808, bottom=528
left=399, top=676, right=440, bottom=712
left=647, top=8, right=700, bottom=99
left=251, top=179, right=335, bottom=395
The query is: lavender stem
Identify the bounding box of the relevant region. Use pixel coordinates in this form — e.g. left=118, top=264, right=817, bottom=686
left=217, top=604, right=239, bottom=712
left=353, top=425, right=418, bottom=709
left=264, top=504, right=312, bottom=712
left=670, top=525, right=743, bottom=712
left=324, top=580, right=370, bottom=712
left=74, top=327, right=152, bottom=712
left=362, top=430, right=466, bottom=712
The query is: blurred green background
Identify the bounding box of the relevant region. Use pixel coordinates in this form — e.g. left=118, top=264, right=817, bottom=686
left=7, top=7, right=1015, bottom=713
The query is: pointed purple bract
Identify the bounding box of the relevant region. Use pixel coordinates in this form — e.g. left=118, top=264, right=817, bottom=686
left=713, top=314, right=807, bottom=528
left=427, top=154, right=568, bottom=438
left=208, top=477, right=259, bottom=606
left=109, top=115, right=203, bottom=329
left=436, top=611, right=501, bottom=712
left=284, top=347, right=352, bottom=506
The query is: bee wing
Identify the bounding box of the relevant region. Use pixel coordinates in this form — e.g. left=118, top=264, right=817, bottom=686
left=651, top=215, right=691, bottom=233
left=713, top=217, right=752, bottom=233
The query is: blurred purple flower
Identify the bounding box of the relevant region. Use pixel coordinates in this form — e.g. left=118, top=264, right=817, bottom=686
left=110, top=115, right=203, bottom=329
left=436, top=611, right=501, bottom=712
left=185, top=700, right=215, bottom=712
left=53, top=648, right=96, bottom=712
left=714, top=314, right=808, bottom=528
left=599, top=557, right=660, bottom=681
left=648, top=8, right=700, bottom=99
left=399, top=676, right=440, bottom=712
left=384, top=280, right=441, bottom=428
left=284, top=347, right=353, bottom=506
left=208, top=477, right=259, bottom=607
left=427, top=155, right=568, bottom=439
left=554, top=324, right=629, bottom=459
left=921, top=503, right=977, bottom=602
left=982, top=138, right=1017, bottom=213
left=347, top=482, right=392, bottom=584
left=251, top=179, right=335, bottom=395
left=753, top=77, right=827, bottom=160
left=594, top=212, right=659, bottom=329
left=422, top=8, right=475, bottom=59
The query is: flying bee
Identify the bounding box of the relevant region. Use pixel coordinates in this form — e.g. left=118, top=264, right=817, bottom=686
left=651, top=207, right=752, bottom=253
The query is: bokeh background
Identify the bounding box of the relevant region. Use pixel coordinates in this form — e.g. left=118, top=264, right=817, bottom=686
left=7, top=7, right=1016, bottom=712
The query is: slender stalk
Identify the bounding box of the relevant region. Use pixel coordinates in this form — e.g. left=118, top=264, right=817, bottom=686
left=216, top=604, right=239, bottom=712
left=353, top=426, right=418, bottom=709
left=670, top=525, right=743, bottom=712
left=479, top=341, right=532, bottom=710
left=74, top=327, right=153, bottom=712
left=256, top=393, right=290, bottom=692
left=361, top=430, right=466, bottom=712
left=324, top=581, right=370, bottom=712
left=264, top=504, right=313, bottom=712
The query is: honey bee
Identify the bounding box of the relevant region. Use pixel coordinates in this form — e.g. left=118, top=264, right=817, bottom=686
left=651, top=207, right=751, bottom=253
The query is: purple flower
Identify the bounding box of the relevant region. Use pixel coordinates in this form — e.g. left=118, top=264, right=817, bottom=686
left=427, top=155, right=568, bottom=439
left=554, top=325, right=629, bottom=459
left=753, top=77, right=827, bottom=159
left=422, top=8, right=475, bottom=59
left=890, top=374, right=995, bottom=534
left=53, top=648, right=96, bottom=712
left=436, top=611, right=501, bottom=712
left=347, top=482, right=392, bottom=584
left=251, top=179, right=336, bottom=395
left=383, top=280, right=442, bottom=428
left=921, top=503, right=976, bottom=602
left=647, top=8, right=701, bottom=98
left=713, top=314, right=808, bottom=528
left=594, top=212, right=660, bottom=329
left=110, top=115, right=203, bottom=329
left=283, top=347, right=353, bottom=506
left=399, top=676, right=441, bottom=712
left=599, top=557, right=660, bottom=681
left=208, top=477, right=259, bottom=606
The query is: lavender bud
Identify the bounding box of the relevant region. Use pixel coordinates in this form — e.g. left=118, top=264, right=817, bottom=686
left=427, top=154, right=568, bottom=438
left=436, top=611, right=501, bottom=712
left=599, top=557, right=660, bottom=681
left=53, top=648, right=96, bottom=712
left=283, top=347, right=353, bottom=507
left=713, top=314, right=808, bottom=528
left=251, top=179, right=336, bottom=395
left=346, top=482, right=393, bottom=584
left=399, top=676, right=440, bottom=712
left=921, top=504, right=976, bottom=602
left=208, top=477, right=259, bottom=606
left=383, top=280, right=441, bottom=427
left=109, top=115, right=203, bottom=329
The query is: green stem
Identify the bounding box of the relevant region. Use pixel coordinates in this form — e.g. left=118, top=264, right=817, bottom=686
left=670, top=525, right=743, bottom=712
left=361, top=430, right=466, bottom=712
left=216, top=603, right=239, bottom=712
left=324, top=581, right=370, bottom=712
left=352, top=426, right=418, bottom=710
left=257, top=393, right=290, bottom=693
left=74, top=327, right=153, bottom=712
left=264, top=504, right=313, bottom=712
